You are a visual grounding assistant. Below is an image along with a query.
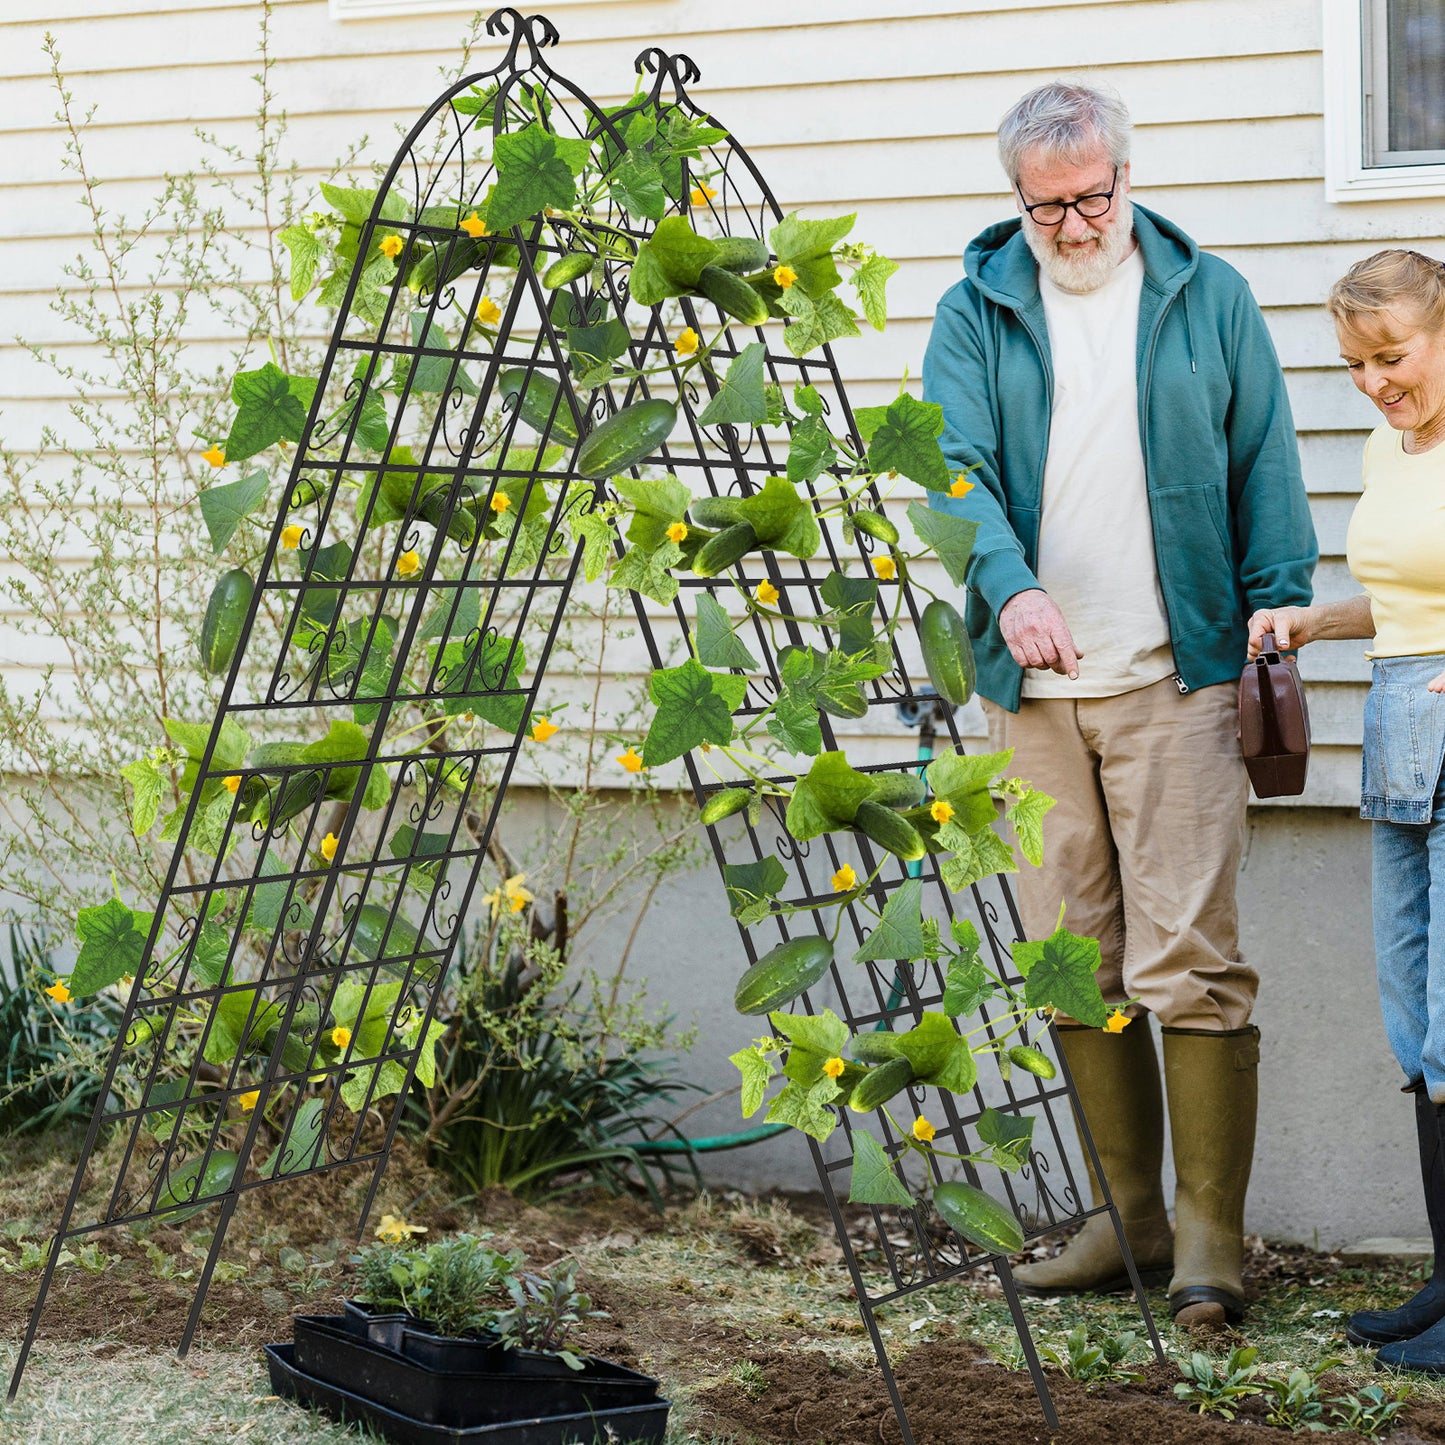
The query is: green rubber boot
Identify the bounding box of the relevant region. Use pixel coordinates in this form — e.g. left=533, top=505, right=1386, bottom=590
left=1162, top=1025, right=1260, bottom=1326
left=1014, top=1021, right=1173, bottom=1295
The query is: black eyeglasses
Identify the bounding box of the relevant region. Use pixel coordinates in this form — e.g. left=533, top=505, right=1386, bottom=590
left=1016, top=168, right=1118, bottom=226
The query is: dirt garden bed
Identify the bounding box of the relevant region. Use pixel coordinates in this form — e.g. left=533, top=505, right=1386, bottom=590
left=2, top=1129, right=1445, bottom=1444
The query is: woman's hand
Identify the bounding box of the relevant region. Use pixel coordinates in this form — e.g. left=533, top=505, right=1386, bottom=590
left=1247, top=606, right=1313, bottom=658
left=1429, top=669, right=1445, bottom=695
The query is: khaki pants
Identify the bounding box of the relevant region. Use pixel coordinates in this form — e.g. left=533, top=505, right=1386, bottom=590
left=986, top=676, right=1254, bottom=1030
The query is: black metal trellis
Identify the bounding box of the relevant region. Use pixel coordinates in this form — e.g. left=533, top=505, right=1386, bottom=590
left=10, top=10, right=1165, bottom=1433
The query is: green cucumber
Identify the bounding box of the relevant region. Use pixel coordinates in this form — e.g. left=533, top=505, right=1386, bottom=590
left=542, top=251, right=593, bottom=289
left=867, top=773, right=926, bottom=809
left=851, top=510, right=899, bottom=545
left=818, top=683, right=869, bottom=720
left=899, top=805, right=947, bottom=854
left=692, top=522, right=758, bottom=578
left=346, top=903, right=427, bottom=981
left=697, top=265, right=770, bottom=326
left=689, top=495, right=748, bottom=529
left=919, top=598, right=976, bottom=706
left=407, top=236, right=486, bottom=296
left=850, top=1031, right=902, bottom=1065
left=498, top=368, right=581, bottom=447
left=576, top=398, right=678, bottom=479
left=418, top=486, right=477, bottom=545
left=711, top=236, right=771, bottom=274
left=700, top=787, right=751, bottom=826
left=200, top=568, right=254, bottom=676
left=853, top=799, right=926, bottom=862
left=848, top=1056, right=916, bottom=1113
left=734, top=936, right=834, bottom=1016
left=1008, top=1045, right=1057, bottom=1080
left=933, top=1180, right=1026, bottom=1255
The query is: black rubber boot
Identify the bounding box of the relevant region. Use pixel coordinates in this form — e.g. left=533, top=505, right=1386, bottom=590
left=1349, top=1085, right=1445, bottom=1348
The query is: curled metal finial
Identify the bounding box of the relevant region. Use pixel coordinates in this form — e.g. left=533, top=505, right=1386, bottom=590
left=485, top=9, right=560, bottom=70
left=633, top=47, right=702, bottom=103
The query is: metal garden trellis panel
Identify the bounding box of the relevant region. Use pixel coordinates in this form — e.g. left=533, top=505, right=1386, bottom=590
left=9, top=10, right=1163, bottom=1435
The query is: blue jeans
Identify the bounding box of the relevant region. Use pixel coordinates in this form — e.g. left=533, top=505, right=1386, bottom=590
left=1365, top=657, right=1445, bottom=1096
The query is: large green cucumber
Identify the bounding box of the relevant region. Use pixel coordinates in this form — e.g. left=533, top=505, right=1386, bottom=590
left=699, top=787, right=751, bottom=826
left=853, top=799, right=926, bottom=862
left=919, top=598, right=976, bottom=706
left=848, top=1056, right=916, bottom=1113
left=851, top=510, right=900, bottom=545
left=542, top=251, right=593, bottom=289
left=1008, top=1045, right=1057, bottom=1080
left=200, top=569, right=254, bottom=676
left=867, top=772, right=926, bottom=809
left=689, top=495, right=748, bottom=529
left=734, top=936, right=834, bottom=1016
left=692, top=522, right=758, bottom=578
left=710, top=236, right=770, bottom=274
left=498, top=368, right=581, bottom=448
left=817, top=683, right=869, bottom=720
left=850, top=1030, right=902, bottom=1065
left=697, top=265, right=770, bottom=326
left=933, top=1180, right=1026, bottom=1255
left=575, top=398, right=678, bottom=479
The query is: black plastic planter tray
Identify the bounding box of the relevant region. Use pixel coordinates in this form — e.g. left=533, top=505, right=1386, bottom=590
left=401, top=1320, right=507, bottom=1374
left=293, top=1316, right=660, bottom=1427
left=265, top=1344, right=671, bottom=1445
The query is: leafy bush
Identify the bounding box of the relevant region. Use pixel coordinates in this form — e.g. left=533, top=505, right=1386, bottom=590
left=355, top=1232, right=522, bottom=1338
left=493, top=1259, right=607, bottom=1369
left=410, top=916, right=701, bottom=1204
left=0, top=927, right=121, bottom=1135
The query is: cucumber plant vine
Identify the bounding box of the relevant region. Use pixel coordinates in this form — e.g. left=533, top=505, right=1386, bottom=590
left=46, top=48, right=1116, bottom=1255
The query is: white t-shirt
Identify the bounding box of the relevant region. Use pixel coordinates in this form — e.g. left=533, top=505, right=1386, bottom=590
left=1022, top=246, right=1176, bottom=699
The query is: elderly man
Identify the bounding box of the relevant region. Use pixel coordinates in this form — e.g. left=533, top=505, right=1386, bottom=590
left=922, top=82, right=1317, bottom=1327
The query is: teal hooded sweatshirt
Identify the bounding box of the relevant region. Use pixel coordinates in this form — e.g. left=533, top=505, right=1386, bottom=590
left=921, top=203, right=1317, bottom=711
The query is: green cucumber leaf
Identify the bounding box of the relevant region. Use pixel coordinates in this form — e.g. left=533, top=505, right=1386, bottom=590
left=857, top=393, right=950, bottom=492
left=908, top=501, right=979, bottom=588
left=1008, top=787, right=1056, bottom=868
left=851, top=252, right=898, bottom=331
left=199, top=468, right=270, bottom=555
left=70, top=898, right=153, bottom=996
left=642, top=658, right=746, bottom=767
left=848, top=1130, right=915, bottom=1207
left=942, top=956, right=995, bottom=1017
left=722, top=855, right=789, bottom=920
left=731, top=1045, right=776, bottom=1118
left=765, top=1077, right=840, bottom=1143
left=608, top=539, right=682, bottom=607
left=978, top=1107, right=1035, bottom=1174
left=939, top=822, right=1018, bottom=892
left=786, top=751, right=875, bottom=840
left=224, top=362, right=311, bottom=464
left=694, top=593, right=759, bottom=671
left=698, top=342, right=767, bottom=427
left=488, top=123, right=588, bottom=231
left=121, top=757, right=165, bottom=837
left=771, top=211, right=856, bottom=265
left=1013, top=926, right=1107, bottom=1026
left=853, top=878, right=927, bottom=964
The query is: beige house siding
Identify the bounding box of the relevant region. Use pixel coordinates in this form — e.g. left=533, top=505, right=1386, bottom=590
left=3, top=0, right=1440, bottom=801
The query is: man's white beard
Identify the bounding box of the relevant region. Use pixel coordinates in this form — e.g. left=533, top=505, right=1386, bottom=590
left=1024, top=194, right=1135, bottom=294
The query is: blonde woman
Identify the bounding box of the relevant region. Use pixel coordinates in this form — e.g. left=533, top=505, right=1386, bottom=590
left=1249, top=249, right=1445, bottom=1373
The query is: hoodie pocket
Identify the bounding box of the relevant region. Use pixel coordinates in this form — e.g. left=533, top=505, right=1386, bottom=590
left=1150, top=486, right=1240, bottom=634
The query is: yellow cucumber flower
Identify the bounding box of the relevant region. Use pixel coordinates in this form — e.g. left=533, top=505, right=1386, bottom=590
left=280, top=524, right=304, bottom=550
left=872, top=556, right=896, bottom=581
left=617, top=746, right=646, bottom=774
left=395, top=549, right=421, bottom=578
left=320, top=832, right=340, bottom=863
left=1103, top=1009, right=1131, bottom=1033
left=331, top=1026, right=352, bottom=1050
left=201, top=444, right=226, bottom=468
left=459, top=211, right=488, bottom=238
left=930, top=799, right=954, bottom=825
left=375, top=1213, right=428, bottom=1243
left=44, top=981, right=71, bottom=1004
left=237, top=1089, right=260, bottom=1112
left=379, top=234, right=404, bottom=259
left=666, top=522, right=688, bottom=544
left=689, top=183, right=718, bottom=206
left=950, top=473, right=976, bottom=499
left=223, top=775, right=242, bottom=794
left=773, top=264, right=798, bottom=289
left=490, top=492, right=511, bottom=513
left=674, top=327, right=700, bottom=357
left=476, top=296, right=502, bottom=326
left=831, top=863, right=858, bottom=893
left=912, top=1115, right=937, bottom=1143
left=754, top=579, right=780, bottom=607
left=531, top=715, right=560, bottom=742
left=823, top=1056, right=845, bottom=1080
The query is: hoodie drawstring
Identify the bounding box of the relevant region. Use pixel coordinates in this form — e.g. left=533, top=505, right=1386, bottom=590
left=1183, top=283, right=1197, bottom=374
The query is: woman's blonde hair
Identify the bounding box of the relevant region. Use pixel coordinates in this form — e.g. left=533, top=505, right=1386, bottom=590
left=1328, top=249, right=1445, bottom=338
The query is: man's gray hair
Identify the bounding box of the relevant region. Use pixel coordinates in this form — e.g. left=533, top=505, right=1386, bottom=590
left=997, top=82, right=1132, bottom=184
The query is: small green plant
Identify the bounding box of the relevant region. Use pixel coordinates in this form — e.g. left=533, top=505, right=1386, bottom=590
left=1326, top=1382, right=1411, bottom=1437
left=1260, top=1358, right=1341, bottom=1432
left=1173, top=1346, right=1264, bottom=1420
left=493, top=1258, right=607, bottom=1370
left=1039, top=1325, right=1143, bottom=1385
left=354, top=1232, right=522, bottom=1338
left=728, top=1359, right=769, bottom=1400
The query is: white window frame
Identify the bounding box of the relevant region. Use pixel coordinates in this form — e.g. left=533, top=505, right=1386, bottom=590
left=330, top=0, right=596, bottom=16
left=1323, top=0, right=1445, bottom=201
